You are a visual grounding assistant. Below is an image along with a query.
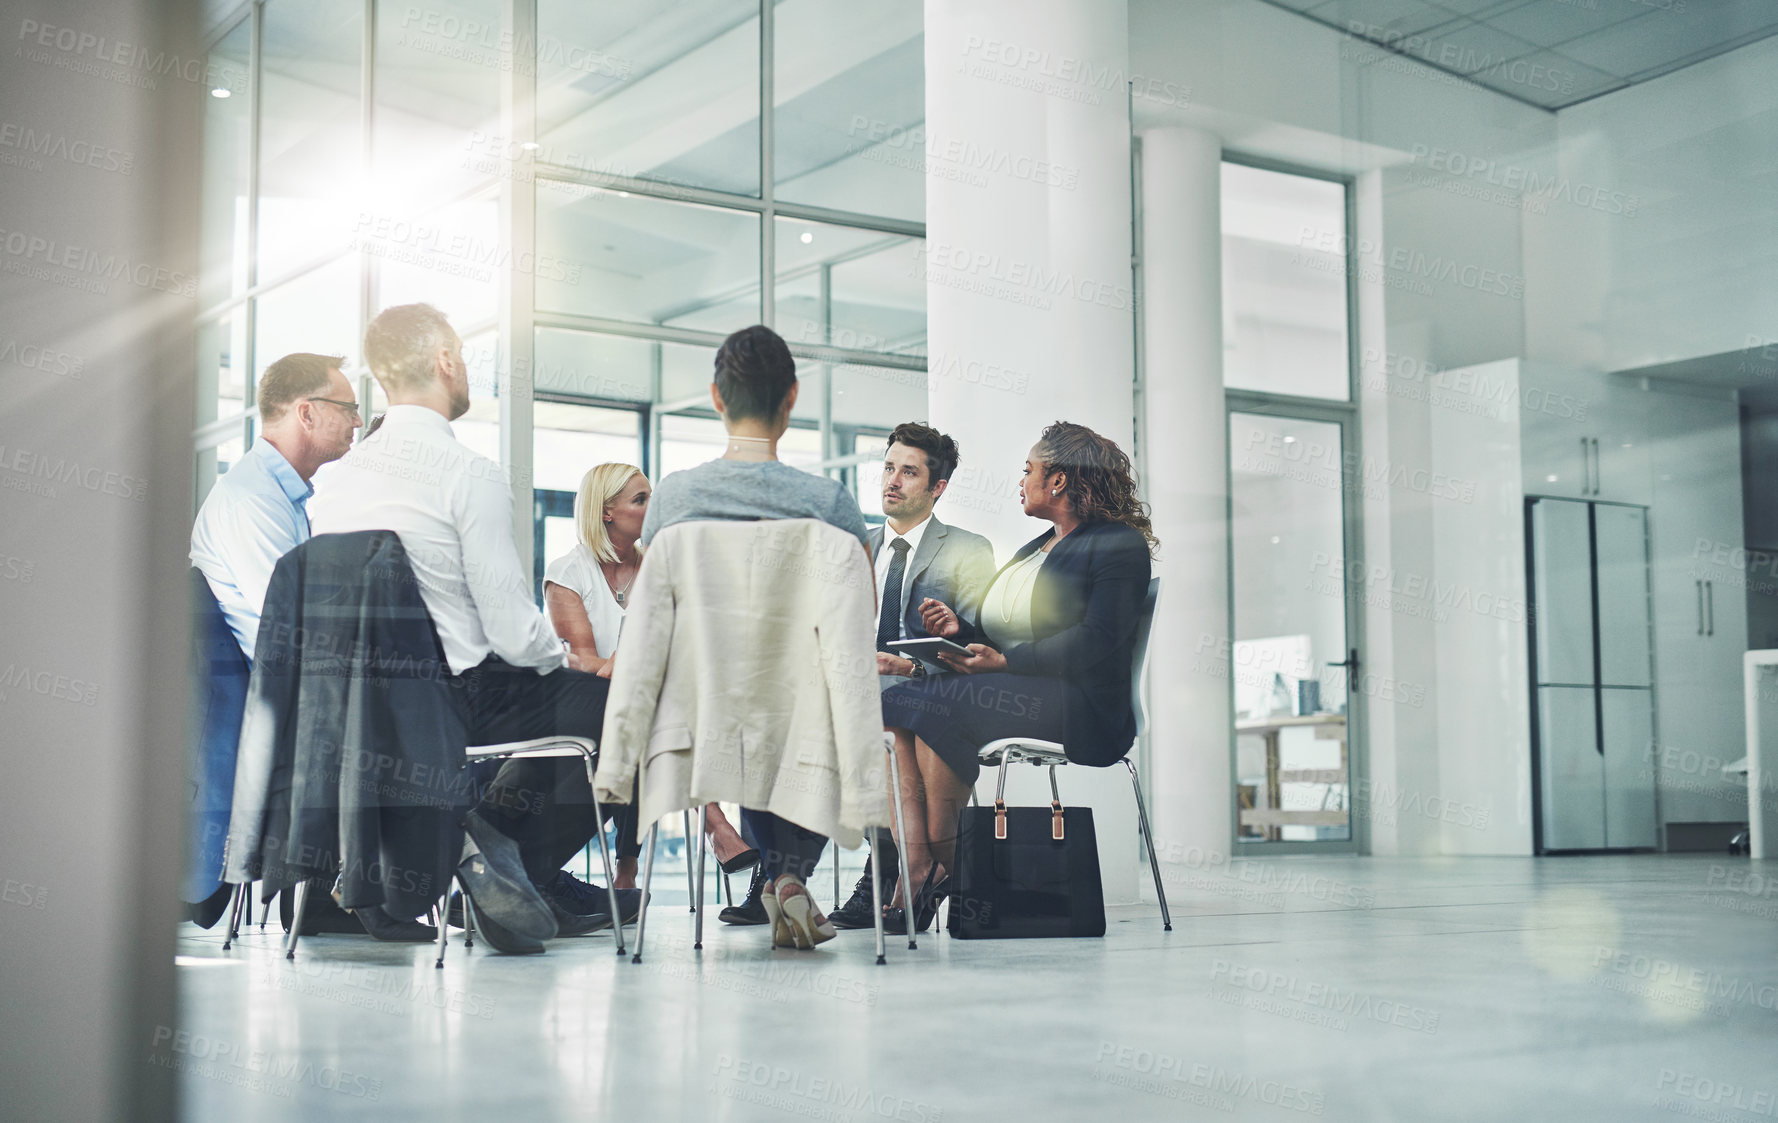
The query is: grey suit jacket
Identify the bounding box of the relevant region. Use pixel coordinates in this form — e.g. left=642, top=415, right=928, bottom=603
left=868, top=512, right=996, bottom=648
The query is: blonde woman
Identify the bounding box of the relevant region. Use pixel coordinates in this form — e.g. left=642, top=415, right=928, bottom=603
left=543, top=463, right=757, bottom=887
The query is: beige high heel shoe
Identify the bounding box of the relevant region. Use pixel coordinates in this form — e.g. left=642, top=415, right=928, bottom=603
left=771, top=874, right=836, bottom=949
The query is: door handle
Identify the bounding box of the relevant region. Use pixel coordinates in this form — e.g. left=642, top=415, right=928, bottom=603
left=1580, top=437, right=1590, bottom=494
left=1706, top=580, right=1714, bottom=637
left=1698, top=580, right=1705, bottom=635
left=1590, top=437, right=1601, bottom=495
left=1327, top=648, right=1359, bottom=671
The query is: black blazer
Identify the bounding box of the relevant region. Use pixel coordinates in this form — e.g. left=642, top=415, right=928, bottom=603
left=955, top=520, right=1151, bottom=764
left=226, top=531, right=470, bottom=919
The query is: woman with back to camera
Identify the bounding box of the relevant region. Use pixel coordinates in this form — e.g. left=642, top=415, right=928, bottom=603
left=879, top=421, right=1158, bottom=933
left=544, top=462, right=758, bottom=890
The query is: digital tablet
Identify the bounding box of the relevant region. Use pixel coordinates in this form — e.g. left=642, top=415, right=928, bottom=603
left=886, top=636, right=973, bottom=669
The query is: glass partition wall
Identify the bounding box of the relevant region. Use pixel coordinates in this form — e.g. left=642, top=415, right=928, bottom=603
left=1223, top=158, right=1365, bottom=852
left=191, top=0, right=928, bottom=556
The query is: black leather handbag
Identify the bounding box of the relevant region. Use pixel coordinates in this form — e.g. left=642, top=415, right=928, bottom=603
left=947, top=794, right=1105, bottom=938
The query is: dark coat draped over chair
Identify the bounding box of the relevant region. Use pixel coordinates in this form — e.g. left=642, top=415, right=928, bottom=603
left=223, top=531, right=470, bottom=920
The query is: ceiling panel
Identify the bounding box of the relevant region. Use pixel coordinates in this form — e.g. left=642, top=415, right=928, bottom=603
left=1485, top=0, right=1653, bottom=47
left=1560, top=0, right=1778, bottom=79
left=1263, top=0, right=1778, bottom=110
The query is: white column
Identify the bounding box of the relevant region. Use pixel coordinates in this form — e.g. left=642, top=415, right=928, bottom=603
left=1138, top=127, right=1231, bottom=864
left=925, top=0, right=1139, bottom=900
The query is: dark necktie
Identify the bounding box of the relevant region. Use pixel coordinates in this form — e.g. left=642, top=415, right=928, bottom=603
left=877, top=537, right=911, bottom=651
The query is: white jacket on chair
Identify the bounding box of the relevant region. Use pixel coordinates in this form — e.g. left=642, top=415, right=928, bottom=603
left=592, top=519, right=891, bottom=848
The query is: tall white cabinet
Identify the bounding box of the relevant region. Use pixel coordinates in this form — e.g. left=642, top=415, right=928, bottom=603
left=1647, top=393, right=1749, bottom=823
left=1510, top=361, right=1748, bottom=844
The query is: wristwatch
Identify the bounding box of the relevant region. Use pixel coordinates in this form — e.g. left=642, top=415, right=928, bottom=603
left=908, top=659, right=926, bottom=678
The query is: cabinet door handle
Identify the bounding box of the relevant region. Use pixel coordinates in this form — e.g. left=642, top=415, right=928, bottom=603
left=1697, top=580, right=1705, bottom=635
left=1707, top=580, right=1715, bottom=637
left=1580, top=437, right=1591, bottom=493
left=1590, top=437, right=1601, bottom=495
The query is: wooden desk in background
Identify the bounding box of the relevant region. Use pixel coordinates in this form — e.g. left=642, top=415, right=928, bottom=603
left=1235, top=713, right=1348, bottom=841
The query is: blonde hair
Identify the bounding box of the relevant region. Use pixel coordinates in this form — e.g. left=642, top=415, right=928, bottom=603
left=575, top=462, right=645, bottom=563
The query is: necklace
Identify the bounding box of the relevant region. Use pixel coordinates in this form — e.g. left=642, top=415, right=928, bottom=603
left=603, top=558, right=638, bottom=605
left=998, top=552, right=1045, bottom=625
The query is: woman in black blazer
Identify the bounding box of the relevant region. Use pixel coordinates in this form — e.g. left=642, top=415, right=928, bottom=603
left=880, top=422, right=1157, bottom=931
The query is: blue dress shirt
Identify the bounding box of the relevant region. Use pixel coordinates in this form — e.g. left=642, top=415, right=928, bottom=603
left=190, top=437, right=313, bottom=661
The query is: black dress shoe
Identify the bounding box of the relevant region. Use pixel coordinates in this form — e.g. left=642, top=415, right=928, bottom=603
left=351, top=905, right=440, bottom=943
left=719, top=864, right=769, bottom=925
left=539, top=870, right=642, bottom=925
left=718, top=846, right=761, bottom=875
left=829, top=858, right=896, bottom=930
left=458, top=812, right=557, bottom=942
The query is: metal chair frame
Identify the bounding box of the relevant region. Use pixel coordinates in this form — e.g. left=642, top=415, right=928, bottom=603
left=627, top=734, right=916, bottom=966
left=281, top=735, right=625, bottom=967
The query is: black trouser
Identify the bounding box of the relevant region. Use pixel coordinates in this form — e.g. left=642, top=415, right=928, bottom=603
left=453, top=656, right=636, bottom=884
left=741, top=809, right=828, bottom=883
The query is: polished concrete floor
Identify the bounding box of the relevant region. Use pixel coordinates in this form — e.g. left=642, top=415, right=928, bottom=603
left=173, top=852, right=1778, bottom=1122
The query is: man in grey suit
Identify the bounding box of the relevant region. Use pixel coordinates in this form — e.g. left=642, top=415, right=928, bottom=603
left=829, top=422, right=995, bottom=929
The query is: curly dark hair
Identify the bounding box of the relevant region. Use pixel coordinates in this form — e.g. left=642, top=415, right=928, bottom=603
left=1035, top=421, right=1158, bottom=554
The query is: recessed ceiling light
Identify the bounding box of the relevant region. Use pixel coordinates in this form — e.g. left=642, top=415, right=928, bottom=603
left=1546, top=474, right=1558, bottom=482
left=800, top=231, right=814, bottom=244
left=617, top=191, right=629, bottom=198
left=1270, top=536, right=1281, bottom=544
left=210, top=87, right=230, bottom=98
left=519, top=141, right=539, bottom=151
left=1283, top=435, right=1296, bottom=444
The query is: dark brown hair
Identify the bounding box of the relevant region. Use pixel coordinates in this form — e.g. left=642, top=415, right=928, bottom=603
left=886, top=421, right=960, bottom=486
left=1036, top=421, right=1158, bottom=553
left=714, top=325, right=796, bottom=422
left=258, top=353, right=344, bottom=424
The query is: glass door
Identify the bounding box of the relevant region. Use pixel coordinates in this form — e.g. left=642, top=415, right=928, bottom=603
left=1228, top=409, right=1359, bottom=847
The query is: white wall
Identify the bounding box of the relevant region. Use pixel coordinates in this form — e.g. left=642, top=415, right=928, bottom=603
left=0, top=0, right=197, bottom=1117
left=1524, top=36, right=1778, bottom=372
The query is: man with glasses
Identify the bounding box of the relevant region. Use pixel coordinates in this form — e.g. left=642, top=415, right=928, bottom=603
left=191, top=352, right=360, bottom=662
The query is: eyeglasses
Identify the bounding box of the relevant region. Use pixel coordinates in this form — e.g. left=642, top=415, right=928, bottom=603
left=306, top=396, right=362, bottom=421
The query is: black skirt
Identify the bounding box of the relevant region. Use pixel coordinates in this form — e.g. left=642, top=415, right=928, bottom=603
left=881, top=672, right=1094, bottom=787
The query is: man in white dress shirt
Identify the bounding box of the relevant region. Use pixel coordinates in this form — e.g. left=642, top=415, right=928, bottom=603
left=309, top=303, right=637, bottom=952
left=190, top=353, right=359, bottom=661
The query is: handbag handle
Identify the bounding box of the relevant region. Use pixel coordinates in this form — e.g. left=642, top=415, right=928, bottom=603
left=1049, top=764, right=1064, bottom=840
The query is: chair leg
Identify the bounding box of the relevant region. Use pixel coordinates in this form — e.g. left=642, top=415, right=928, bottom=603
left=694, top=805, right=708, bottom=950
left=885, top=738, right=918, bottom=951
left=1125, top=758, right=1172, bottom=931
left=283, top=879, right=310, bottom=960
left=433, top=892, right=450, bottom=969
left=871, top=829, right=887, bottom=966
left=576, top=748, right=626, bottom=955
left=683, top=810, right=697, bottom=913
left=630, top=822, right=659, bottom=964
left=722, top=871, right=732, bottom=907
left=463, top=887, right=475, bottom=949
left=221, top=882, right=247, bottom=951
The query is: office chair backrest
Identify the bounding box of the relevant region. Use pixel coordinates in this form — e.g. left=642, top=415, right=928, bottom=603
left=1129, top=576, right=1160, bottom=739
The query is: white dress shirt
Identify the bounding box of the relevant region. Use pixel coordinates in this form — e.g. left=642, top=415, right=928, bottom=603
left=873, top=513, right=931, bottom=639
left=190, top=436, right=313, bottom=662
left=308, top=404, right=565, bottom=676
left=544, top=542, right=626, bottom=657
